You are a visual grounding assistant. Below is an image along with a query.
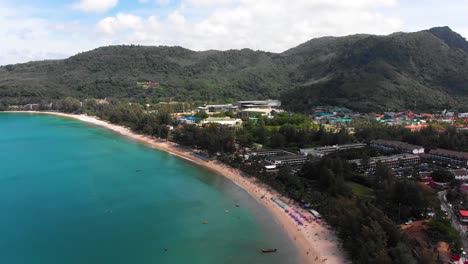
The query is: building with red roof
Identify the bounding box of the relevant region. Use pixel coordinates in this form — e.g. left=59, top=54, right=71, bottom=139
left=405, top=123, right=428, bottom=132
left=451, top=254, right=461, bottom=263
left=458, top=210, right=468, bottom=223
left=419, top=177, right=433, bottom=185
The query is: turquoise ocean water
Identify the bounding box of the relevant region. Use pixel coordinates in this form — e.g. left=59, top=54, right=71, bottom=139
left=0, top=113, right=297, bottom=264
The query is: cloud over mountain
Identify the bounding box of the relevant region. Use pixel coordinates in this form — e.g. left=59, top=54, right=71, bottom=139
left=73, top=0, right=119, bottom=13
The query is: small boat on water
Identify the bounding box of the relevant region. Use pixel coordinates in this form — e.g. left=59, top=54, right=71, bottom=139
left=261, top=249, right=277, bottom=253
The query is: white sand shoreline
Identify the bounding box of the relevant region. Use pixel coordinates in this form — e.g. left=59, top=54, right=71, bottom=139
left=3, top=111, right=349, bottom=264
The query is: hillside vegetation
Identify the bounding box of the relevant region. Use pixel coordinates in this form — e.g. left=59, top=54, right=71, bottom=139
left=1, top=26, right=467, bottom=112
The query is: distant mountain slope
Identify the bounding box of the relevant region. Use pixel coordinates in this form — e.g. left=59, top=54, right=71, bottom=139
left=1, top=27, right=467, bottom=112
left=283, top=27, right=468, bottom=111
left=429, top=26, right=468, bottom=53
left=0, top=46, right=289, bottom=103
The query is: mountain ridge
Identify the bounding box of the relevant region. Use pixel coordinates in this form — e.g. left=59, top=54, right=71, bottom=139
left=1, top=26, right=467, bottom=112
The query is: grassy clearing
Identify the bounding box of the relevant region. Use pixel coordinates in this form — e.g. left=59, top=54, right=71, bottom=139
left=348, top=181, right=374, bottom=198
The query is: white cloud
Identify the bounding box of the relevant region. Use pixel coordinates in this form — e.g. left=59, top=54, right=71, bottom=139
left=187, top=0, right=237, bottom=6
left=99, top=13, right=144, bottom=33
left=73, top=0, right=118, bottom=13
left=96, top=13, right=161, bottom=44
left=94, top=0, right=403, bottom=52
left=138, top=0, right=173, bottom=4
left=157, top=0, right=174, bottom=5
left=167, top=10, right=186, bottom=26
left=0, top=5, right=103, bottom=65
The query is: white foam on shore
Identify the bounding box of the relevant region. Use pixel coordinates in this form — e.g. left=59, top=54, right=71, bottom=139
left=168, top=152, right=198, bottom=164
left=231, top=180, right=253, bottom=195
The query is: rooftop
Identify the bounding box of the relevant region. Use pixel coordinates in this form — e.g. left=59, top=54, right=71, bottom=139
left=235, top=100, right=281, bottom=108
left=371, top=139, right=424, bottom=150
left=236, top=100, right=280, bottom=104
left=241, top=108, right=274, bottom=113
left=459, top=210, right=468, bottom=217
left=204, top=117, right=239, bottom=121
left=267, top=155, right=308, bottom=161
left=429, top=149, right=468, bottom=160
left=253, top=149, right=287, bottom=154
left=303, top=143, right=367, bottom=152
left=349, top=154, right=420, bottom=165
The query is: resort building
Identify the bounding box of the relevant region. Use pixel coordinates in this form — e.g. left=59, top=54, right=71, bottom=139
left=249, top=149, right=294, bottom=157
left=234, top=100, right=281, bottom=109
left=405, top=123, right=429, bottom=132
left=300, top=143, right=366, bottom=158
left=240, top=108, right=275, bottom=117
left=197, top=104, right=239, bottom=113
left=264, top=165, right=280, bottom=173
left=200, top=117, right=242, bottom=127
left=196, top=100, right=281, bottom=113
left=265, top=155, right=308, bottom=167
left=429, top=149, right=468, bottom=167
left=8, top=103, right=45, bottom=110
left=451, top=169, right=468, bottom=181
left=370, top=139, right=425, bottom=154
left=348, top=154, right=421, bottom=172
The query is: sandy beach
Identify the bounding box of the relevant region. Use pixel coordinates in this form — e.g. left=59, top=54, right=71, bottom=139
left=4, top=111, right=349, bottom=264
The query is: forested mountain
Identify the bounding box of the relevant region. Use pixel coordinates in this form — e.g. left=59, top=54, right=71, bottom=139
left=1, top=26, right=467, bottom=112
left=283, top=27, right=468, bottom=112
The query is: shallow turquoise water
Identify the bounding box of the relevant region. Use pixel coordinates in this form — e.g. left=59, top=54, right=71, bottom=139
left=0, top=113, right=297, bottom=264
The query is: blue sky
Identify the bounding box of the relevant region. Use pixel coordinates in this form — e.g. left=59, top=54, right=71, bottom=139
left=0, top=0, right=467, bottom=65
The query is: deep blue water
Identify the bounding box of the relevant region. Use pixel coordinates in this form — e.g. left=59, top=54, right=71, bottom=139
left=0, top=113, right=296, bottom=264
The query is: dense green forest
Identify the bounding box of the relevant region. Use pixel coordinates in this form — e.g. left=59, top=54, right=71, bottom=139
left=354, top=122, right=468, bottom=152
left=1, top=27, right=468, bottom=112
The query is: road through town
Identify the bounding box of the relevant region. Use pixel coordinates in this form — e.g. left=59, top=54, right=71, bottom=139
left=438, top=190, right=468, bottom=259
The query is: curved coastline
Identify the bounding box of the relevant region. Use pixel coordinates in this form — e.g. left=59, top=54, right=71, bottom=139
left=3, top=111, right=348, bottom=264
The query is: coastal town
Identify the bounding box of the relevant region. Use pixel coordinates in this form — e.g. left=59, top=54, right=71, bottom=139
left=2, top=1, right=468, bottom=264
left=5, top=97, right=468, bottom=263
